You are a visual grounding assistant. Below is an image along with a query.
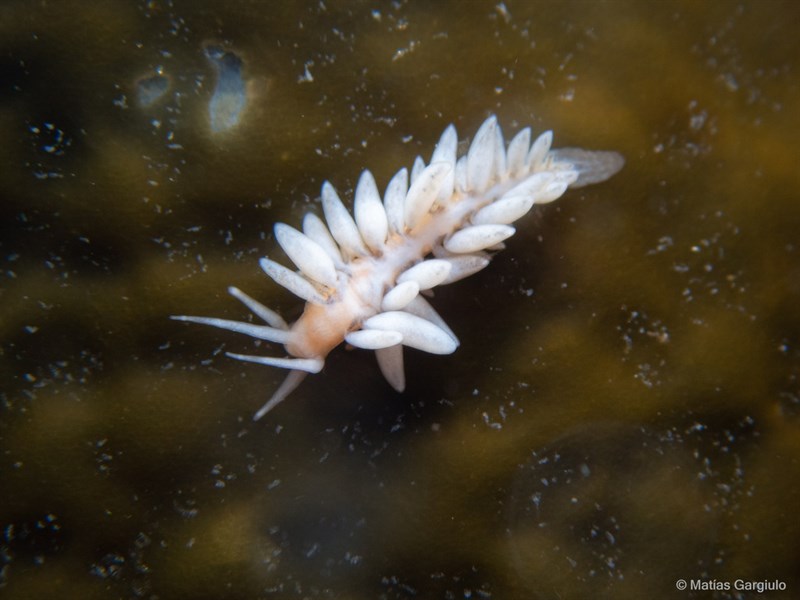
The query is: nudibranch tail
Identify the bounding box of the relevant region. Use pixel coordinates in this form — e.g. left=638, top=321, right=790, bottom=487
left=173, top=114, right=624, bottom=419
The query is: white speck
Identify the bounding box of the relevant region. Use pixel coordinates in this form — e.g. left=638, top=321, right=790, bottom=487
left=495, top=2, right=511, bottom=23
left=298, top=61, right=314, bottom=83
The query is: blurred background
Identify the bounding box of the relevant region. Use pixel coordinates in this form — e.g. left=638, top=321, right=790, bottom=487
left=1, top=1, right=798, bottom=598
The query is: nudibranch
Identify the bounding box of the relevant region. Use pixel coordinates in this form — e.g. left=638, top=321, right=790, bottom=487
left=174, top=115, right=623, bottom=419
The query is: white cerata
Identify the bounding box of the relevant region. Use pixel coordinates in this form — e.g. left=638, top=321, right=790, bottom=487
left=174, top=115, right=624, bottom=419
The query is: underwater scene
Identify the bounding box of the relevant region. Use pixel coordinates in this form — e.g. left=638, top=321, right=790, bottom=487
left=1, top=1, right=798, bottom=598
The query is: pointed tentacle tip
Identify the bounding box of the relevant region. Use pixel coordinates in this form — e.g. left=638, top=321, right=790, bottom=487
left=252, top=370, right=308, bottom=421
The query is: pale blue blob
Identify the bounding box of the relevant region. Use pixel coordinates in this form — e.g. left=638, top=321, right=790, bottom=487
left=136, top=74, right=170, bottom=107
left=205, top=46, right=246, bottom=133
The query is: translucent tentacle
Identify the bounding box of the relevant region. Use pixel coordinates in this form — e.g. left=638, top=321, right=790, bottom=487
left=171, top=315, right=290, bottom=343
left=227, top=286, right=288, bottom=330
left=253, top=370, right=308, bottom=421
left=226, top=353, right=324, bottom=373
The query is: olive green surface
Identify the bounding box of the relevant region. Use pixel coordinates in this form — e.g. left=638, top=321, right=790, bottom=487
left=1, top=1, right=798, bottom=598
